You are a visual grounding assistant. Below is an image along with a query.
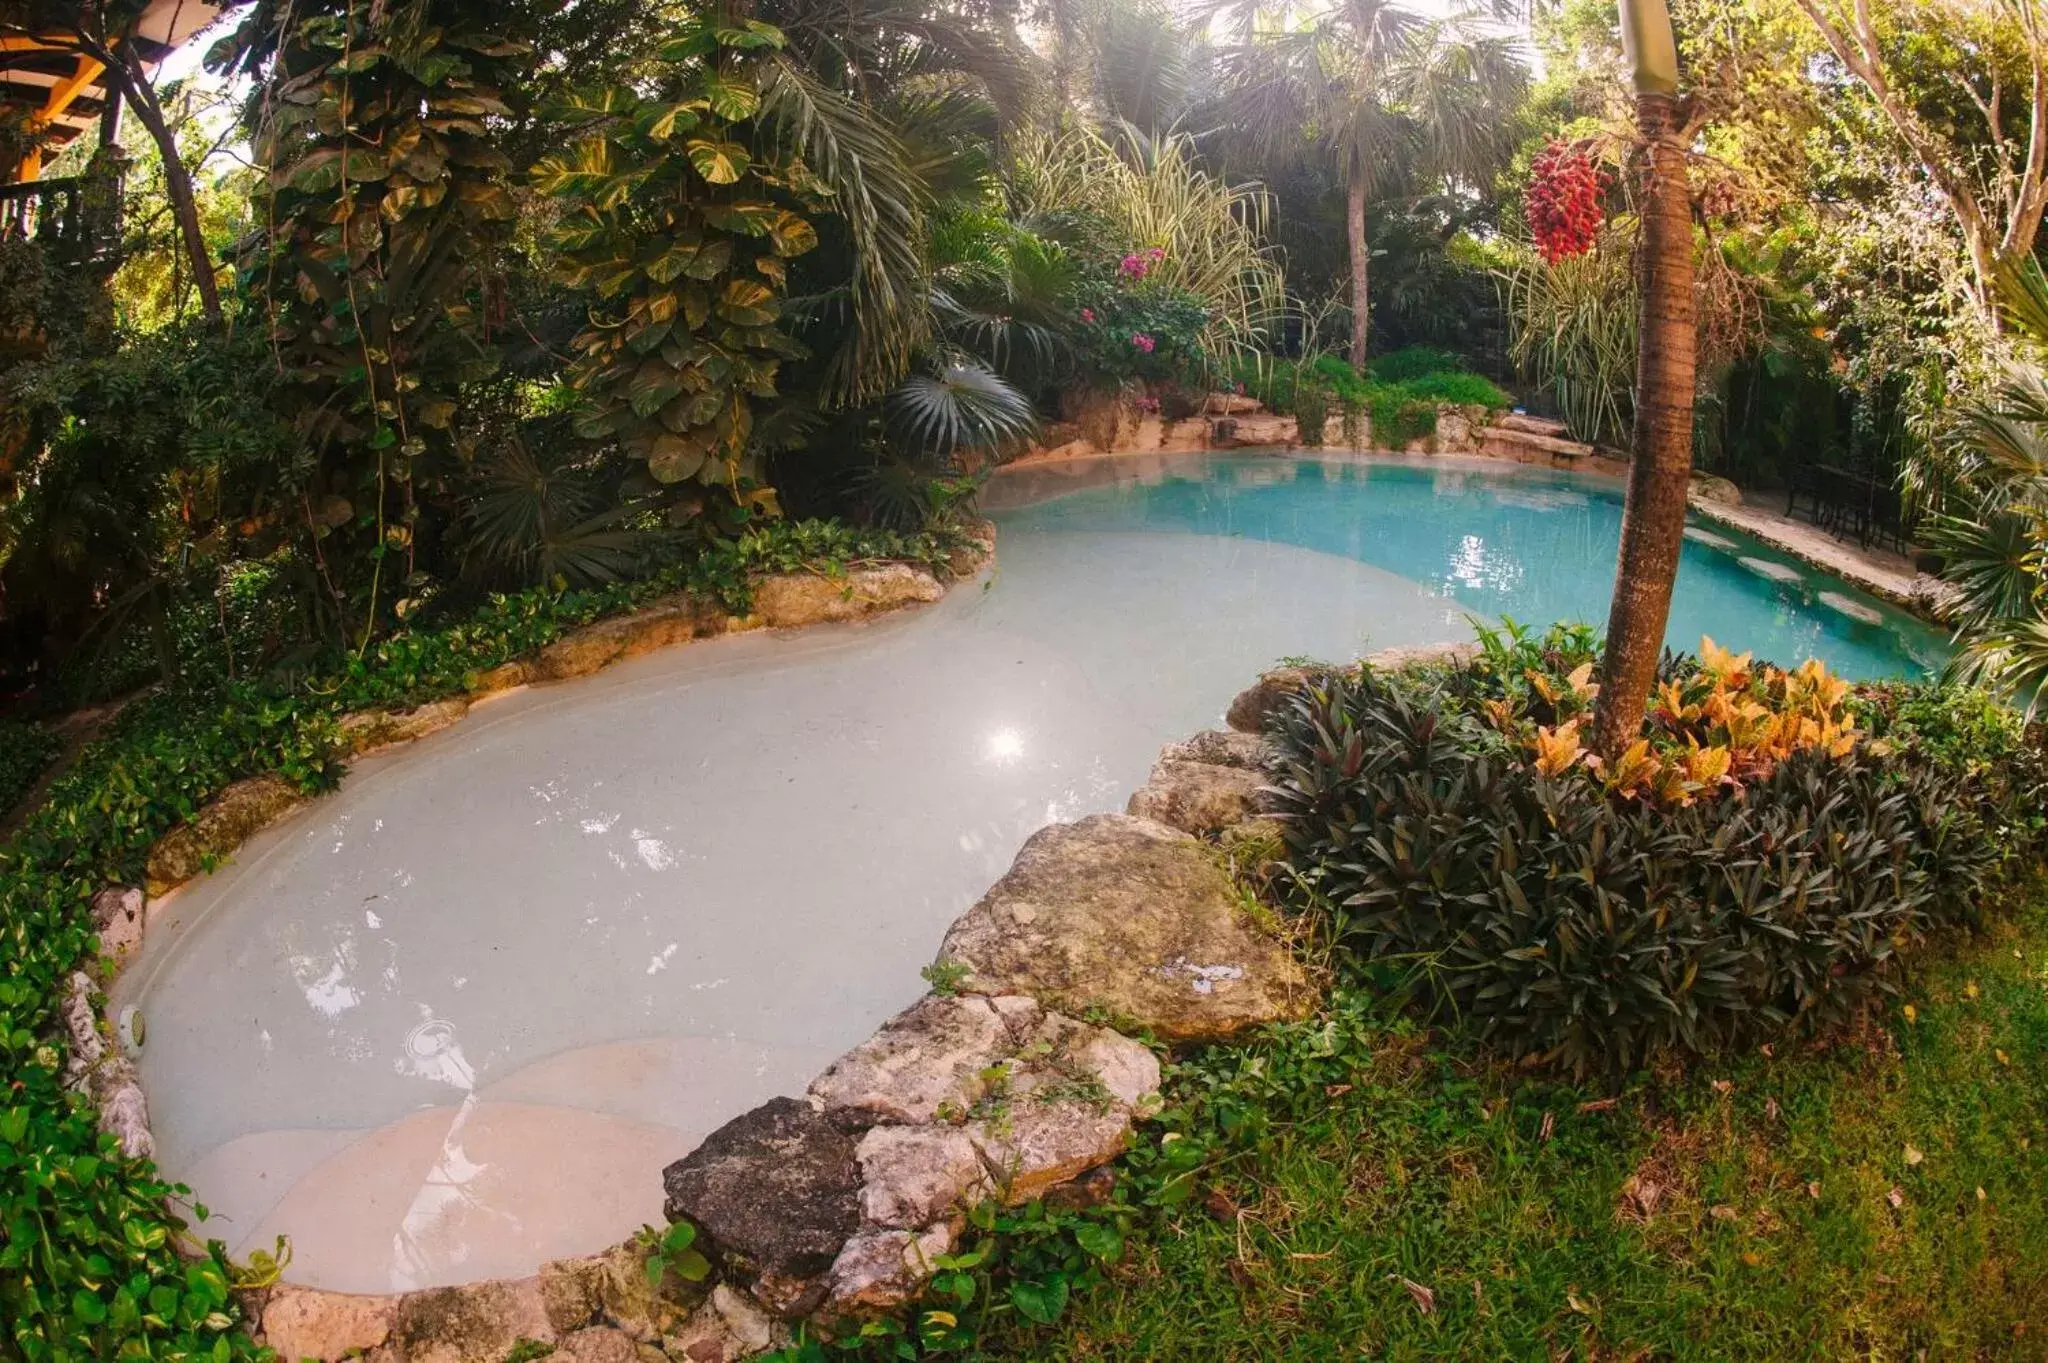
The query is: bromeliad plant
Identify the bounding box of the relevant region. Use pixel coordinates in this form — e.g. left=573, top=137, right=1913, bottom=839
left=1471, top=624, right=1864, bottom=808
left=1265, top=625, right=2012, bottom=1077
left=535, top=14, right=819, bottom=529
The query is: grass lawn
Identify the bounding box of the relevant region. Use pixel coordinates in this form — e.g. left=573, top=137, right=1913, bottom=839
left=981, top=888, right=2048, bottom=1361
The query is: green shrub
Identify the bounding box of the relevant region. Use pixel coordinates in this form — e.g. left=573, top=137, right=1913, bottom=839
left=1233, top=353, right=1512, bottom=450
left=1264, top=657, right=2009, bottom=1077
left=1396, top=369, right=1513, bottom=409
left=1368, top=345, right=1464, bottom=383
left=1291, top=387, right=1332, bottom=447
left=0, top=718, right=58, bottom=814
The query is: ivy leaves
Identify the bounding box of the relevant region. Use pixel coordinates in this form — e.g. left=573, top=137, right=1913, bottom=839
left=535, top=20, right=818, bottom=510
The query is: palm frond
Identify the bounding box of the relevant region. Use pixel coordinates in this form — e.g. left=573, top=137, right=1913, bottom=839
left=760, top=60, right=932, bottom=406
left=1922, top=508, right=2045, bottom=629
left=885, top=359, right=1037, bottom=461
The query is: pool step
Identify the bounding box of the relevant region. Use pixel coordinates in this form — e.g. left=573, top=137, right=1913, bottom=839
left=1495, top=413, right=1574, bottom=439
left=1478, top=425, right=1597, bottom=463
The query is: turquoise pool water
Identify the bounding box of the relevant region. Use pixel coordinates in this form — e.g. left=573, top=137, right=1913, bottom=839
left=991, top=453, right=1948, bottom=680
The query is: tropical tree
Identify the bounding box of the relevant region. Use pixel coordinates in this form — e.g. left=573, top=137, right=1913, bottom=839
left=1213, top=0, right=1527, bottom=366
left=0, top=0, right=227, bottom=325
left=1787, top=0, right=2048, bottom=315
left=1925, top=259, right=2048, bottom=714
left=1590, top=0, right=1698, bottom=758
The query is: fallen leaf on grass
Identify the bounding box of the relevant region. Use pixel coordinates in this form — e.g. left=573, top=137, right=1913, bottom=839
left=1887, top=1187, right=1904, bottom=1209
left=1996, top=1049, right=2010, bottom=1066
left=1903, top=1004, right=1917, bottom=1024
left=1965, top=982, right=1979, bottom=1000
left=1577, top=1097, right=1618, bottom=1114
left=1539, top=1111, right=1555, bottom=1141
left=1806, top=1181, right=1821, bottom=1200
left=1391, top=1276, right=1435, bottom=1315
left=1904, top=1144, right=1923, bottom=1166
left=1764, top=1097, right=1780, bottom=1121
left=1711, top=1079, right=1734, bottom=1095
left=1710, top=1204, right=1738, bottom=1222
left=1618, top=1175, right=1663, bottom=1221
left=1977, top=1187, right=1988, bottom=1202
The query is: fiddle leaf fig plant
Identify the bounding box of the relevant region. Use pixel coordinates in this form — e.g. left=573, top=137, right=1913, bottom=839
left=535, top=14, right=819, bottom=527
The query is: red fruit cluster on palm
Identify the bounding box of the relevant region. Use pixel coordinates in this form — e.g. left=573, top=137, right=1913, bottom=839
left=1528, top=139, right=1609, bottom=265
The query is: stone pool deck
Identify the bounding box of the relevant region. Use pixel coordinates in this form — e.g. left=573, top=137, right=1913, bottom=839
left=1684, top=490, right=1952, bottom=621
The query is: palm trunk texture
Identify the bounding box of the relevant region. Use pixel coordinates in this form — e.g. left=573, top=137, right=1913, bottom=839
left=1593, top=90, right=1695, bottom=758
left=1347, top=177, right=1369, bottom=368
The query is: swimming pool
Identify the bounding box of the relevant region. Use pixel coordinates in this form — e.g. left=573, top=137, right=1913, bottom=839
left=988, top=453, right=1946, bottom=679
left=113, top=453, right=1943, bottom=1294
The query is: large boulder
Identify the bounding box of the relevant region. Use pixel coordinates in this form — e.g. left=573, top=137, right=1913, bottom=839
left=145, top=773, right=306, bottom=895
left=968, top=1101, right=1136, bottom=1206
left=532, top=598, right=718, bottom=683
left=662, top=1097, right=861, bottom=1317
left=259, top=1285, right=399, bottom=1362
left=855, top=1125, right=992, bottom=1229
left=537, top=1241, right=704, bottom=1343
left=1688, top=473, right=1744, bottom=507
left=1224, top=665, right=1327, bottom=734
left=91, top=885, right=144, bottom=971
left=1158, top=729, right=1268, bottom=770
left=809, top=994, right=1032, bottom=1126
left=754, top=565, right=943, bottom=629
left=936, top=814, right=1311, bottom=1042
left=823, top=1224, right=954, bottom=1316
left=1125, top=759, right=1269, bottom=837
left=1361, top=640, right=1478, bottom=673
left=384, top=1277, right=555, bottom=1363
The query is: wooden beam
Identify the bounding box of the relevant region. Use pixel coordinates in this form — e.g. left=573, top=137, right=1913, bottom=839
left=41, top=55, right=105, bottom=124
left=10, top=54, right=105, bottom=181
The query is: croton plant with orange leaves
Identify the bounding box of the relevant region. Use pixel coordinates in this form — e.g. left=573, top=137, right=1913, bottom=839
left=1486, top=635, right=1872, bottom=807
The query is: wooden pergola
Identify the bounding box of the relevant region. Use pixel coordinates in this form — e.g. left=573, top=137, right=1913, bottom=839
left=1, top=0, right=221, bottom=182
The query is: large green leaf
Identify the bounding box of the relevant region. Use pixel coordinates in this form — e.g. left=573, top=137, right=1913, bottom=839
left=686, top=140, right=751, bottom=185
left=767, top=211, right=818, bottom=257
left=542, top=86, right=639, bottom=124
left=682, top=238, right=734, bottom=281
left=701, top=77, right=762, bottom=122
left=648, top=430, right=712, bottom=482
left=644, top=241, right=701, bottom=285
left=636, top=102, right=704, bottom=143
left=715, top=278, right=777, bottom=326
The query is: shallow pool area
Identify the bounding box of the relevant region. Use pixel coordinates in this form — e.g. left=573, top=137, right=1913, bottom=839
left=115, top=452, right=1944, bottom=1294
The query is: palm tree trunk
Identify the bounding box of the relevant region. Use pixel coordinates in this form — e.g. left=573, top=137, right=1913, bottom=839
left=1346, top=178, right=1370, bottom=368
left=109, top=50, right=222, bottom=328
left=1592, top=88, right=1695, bottom=758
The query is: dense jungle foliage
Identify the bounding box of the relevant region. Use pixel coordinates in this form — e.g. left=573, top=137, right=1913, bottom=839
left=5, top=0, right=2048, bottom=1357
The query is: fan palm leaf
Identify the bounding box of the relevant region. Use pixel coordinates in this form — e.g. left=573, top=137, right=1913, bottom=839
left=885, top=359, right=1037, bottom=461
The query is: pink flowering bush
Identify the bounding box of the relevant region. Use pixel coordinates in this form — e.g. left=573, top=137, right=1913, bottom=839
left=1118, top=246, right=1167, bottom=282
left=1130, top=333, right=1156, bottom=353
